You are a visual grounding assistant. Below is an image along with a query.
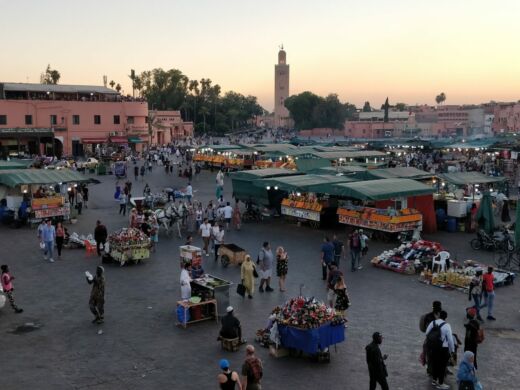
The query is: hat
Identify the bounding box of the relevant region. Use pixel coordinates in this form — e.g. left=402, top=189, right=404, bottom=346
left=219, top=359, right=229, bottom=370
left=372, top=332, right=382, bottom=341
left=226, top=306, right=234, bottom=313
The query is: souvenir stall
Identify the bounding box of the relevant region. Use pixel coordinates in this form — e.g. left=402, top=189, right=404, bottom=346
left=420, top=260, right=515, bottom=292
left=259, top=297, right=346, bottom=361
left=107, top=227, right=151, bottom=265
left=371, top=240, right=442, bottom=274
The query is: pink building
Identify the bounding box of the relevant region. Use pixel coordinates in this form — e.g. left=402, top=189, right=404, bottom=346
left=492, top=103, right=520, bottom=133
left=148, top=110, right=193, bottom=145
left=0, top=82, right=148, bottom=157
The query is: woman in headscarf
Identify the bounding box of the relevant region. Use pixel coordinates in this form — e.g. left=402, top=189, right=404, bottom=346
left=240, top=255, right=256, bottom=299
left=87, top=266, right=105, bottom=324
left=457, top=351, right=479, bottom=390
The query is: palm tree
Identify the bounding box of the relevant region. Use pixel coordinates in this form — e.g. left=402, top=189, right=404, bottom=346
left=115, top=83, right=122, bottom=93
left=109, top=80, right=115, bottom=89
left=199, top=106, right=210, bottom=134
left=435, top=92, right=446, bottom=105
left=180, top=102, right=190, bottom=121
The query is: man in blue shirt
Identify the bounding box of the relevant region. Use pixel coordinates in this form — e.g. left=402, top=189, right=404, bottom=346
left=41, top=219, right=56, bottom=262
left=321, top=236, right=335, bottom=280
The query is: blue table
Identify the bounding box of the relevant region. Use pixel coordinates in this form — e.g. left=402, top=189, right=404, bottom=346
left=278, top=323, right=345, bottom=354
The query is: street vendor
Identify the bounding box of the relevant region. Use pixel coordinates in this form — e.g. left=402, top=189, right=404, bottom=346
left=191, top=262, right=204, bottom=279
left=219, top=306, right=245, bottom=344
left=180, top=263, right=192, bottom=300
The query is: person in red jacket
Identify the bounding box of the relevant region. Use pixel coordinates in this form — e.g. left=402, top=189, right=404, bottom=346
left=482, top=266, right=496, bottom=320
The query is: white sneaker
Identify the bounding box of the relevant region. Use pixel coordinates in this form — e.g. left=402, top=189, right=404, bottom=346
left=358, top=266, right=363, bottom=270
left=206, top=253, right=209, bottom=257
left=436, top=384, right=450, bottom=389
left=432, top=380, right=438, bottom=386
left=49, top=258, right=55, bottom=263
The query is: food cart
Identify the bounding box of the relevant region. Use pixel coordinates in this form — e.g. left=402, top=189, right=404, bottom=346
left=190, top=274, right=232, bottom=319
left=31, top=195, right=70, bottom=222
left=180, top=245, right=202, bottom=268
left=107, top=228, right=151, bottom=265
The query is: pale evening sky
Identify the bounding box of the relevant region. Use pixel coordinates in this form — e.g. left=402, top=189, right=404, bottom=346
left=1, top=0, right=520, bottom=111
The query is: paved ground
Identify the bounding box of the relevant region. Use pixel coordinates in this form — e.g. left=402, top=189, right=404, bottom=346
left=1, top=166, right=520, bottom=390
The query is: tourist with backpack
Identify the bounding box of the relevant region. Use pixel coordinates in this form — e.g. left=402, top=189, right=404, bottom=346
left=349, top=230, right=362, bottom=272
left=464, top=308, right=484, bottom=369
left=241, top=345, right=263, bottom=390
left=425, top=310, right=455, bottom=389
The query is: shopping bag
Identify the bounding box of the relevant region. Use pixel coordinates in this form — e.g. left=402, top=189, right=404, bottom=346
left=236, top=283, right=246, bottom=297
left=253, top=268, right=259, bottom=278
left=39, top=242, right=46, bottom=250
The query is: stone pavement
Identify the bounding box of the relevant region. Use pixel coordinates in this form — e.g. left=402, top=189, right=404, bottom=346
left=1, top=166, right=519, bottom=389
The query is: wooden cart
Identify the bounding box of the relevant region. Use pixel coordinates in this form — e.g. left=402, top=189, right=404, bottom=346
left=218, top=244, right=247, bottom=267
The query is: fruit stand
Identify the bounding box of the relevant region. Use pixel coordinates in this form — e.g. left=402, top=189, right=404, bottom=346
left=31, top=196, right=70, bottom=221
left=337, top=206, right=422, bottom=233
left=108, top=228, right=151, bottom=265
left=281, top=195, right=323, bottom=227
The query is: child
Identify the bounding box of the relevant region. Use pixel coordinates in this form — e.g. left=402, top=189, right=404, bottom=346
left=1, top=265, right=23, bottom=313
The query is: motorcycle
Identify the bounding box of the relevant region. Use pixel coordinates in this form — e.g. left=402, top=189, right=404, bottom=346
left=470, top=228, right=514, bottom=252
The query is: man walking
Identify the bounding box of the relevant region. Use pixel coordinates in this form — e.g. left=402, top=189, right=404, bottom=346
left=94, top=220, right=108, bottom=256
left=199, top=218, right=212, bottom=256
left=332, top=234, right=344, bottom=267
left=425, top=310, right=454, bottom=389
left=41, top=219, right=56, bottom=262
left=86, top=266, right=105, bottom=324
left=185, top=182, right=193, bottom=203
left=366, top=332, right=389, bottom=390
left=223, top=202, right=233, bottom=231
left=119, top=192, right=127, bottom=216
left=241, top=345, right=263, bottom=390
left=482, top=266, right=496, bottom=320
left=214, top=224, right=225, bottom=262
left=1, top=265, right=23, bottom=313
left=320, top=237, right=334, bottom=280
left=349, top=230, right=362, bottom=272
left=258, top=242, right=274, bottom=292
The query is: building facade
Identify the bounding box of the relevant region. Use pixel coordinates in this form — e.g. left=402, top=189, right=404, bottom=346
left=0, top=82, right=148, bottom=157
left=274, top=47, right=290, bottom=129
left=148, top=110, right=193, bottom=145
left=492, top=103, right=520, bottom=133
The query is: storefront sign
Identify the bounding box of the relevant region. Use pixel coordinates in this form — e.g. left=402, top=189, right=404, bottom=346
left=0, top=128, right=53, bottom=135
left=34, top=206, right=70, bottom=219
left=281, top=206, right=320, bottom=221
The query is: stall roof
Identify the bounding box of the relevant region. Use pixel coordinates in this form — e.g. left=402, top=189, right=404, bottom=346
left=365, top=167, right=433, bottom=180
left=332, top=178, right=434, bottom=200
left=311, top=150, right=386, bottom=160
left=197, top=144, right=248, bottom=151
left=309, top=166, right=367, bottom=175
left=440, top=172, right=506, bottom=186
left=254, top=174, right=357, bottom=194
left=0, top=169, right=91, bottom=187
left=0, top=160, right=30, bottom=170
left=230, top=168, right=303, bottom=180
left=249, top=144, right=309, bottom=157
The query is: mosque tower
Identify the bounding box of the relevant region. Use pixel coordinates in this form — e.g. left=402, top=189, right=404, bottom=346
left=274, top=45, right=290, bottom=129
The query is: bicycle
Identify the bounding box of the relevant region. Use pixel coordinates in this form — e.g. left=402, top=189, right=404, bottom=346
left=495, top=249, right=520, bottom=272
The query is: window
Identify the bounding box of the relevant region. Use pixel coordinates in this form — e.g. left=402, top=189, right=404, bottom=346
left=113, top=115, right=120, bottom=125
left=50, top=115, right=57, bottom=125
left=94, top=115, right=101, bottom=125
left=144, top=116, right=149, bottom=124
left=127, top=116, right=134, bottom=124
left=25, top=115, right=32, bottom=125
left=72, top=115, right=80, bottom=125
left=0, top=115, right=6, bottom=125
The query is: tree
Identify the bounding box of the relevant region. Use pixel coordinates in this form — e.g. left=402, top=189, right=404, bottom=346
left=383, top=97, right=390, bottom=123
left=435, top=92, right=446, bottom=105
left=362, top=101, right=372, bottom=112
left=199, top=106, right=210, bottom=133
left=395, top=102, right=407, bottom=111
left=115, top=83, right=122, bottom=93
left=284, top=91, right=322, bottom=129
left=42, top=64, right=61, bottom=84
left=109, top=80, right=116, bottom=89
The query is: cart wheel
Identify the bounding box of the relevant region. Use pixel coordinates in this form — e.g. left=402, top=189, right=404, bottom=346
left=470, top=238, right=482, bottom=250
left=221, top=255, right=230, bottom=267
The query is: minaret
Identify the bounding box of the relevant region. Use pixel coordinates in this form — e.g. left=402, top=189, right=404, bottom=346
left=274, top=45, right=290, bottom=129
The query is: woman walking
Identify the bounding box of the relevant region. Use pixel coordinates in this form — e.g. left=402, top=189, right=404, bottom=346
left=55, top=222, right=65, bottom=259
left=276, top=246, right=288, bottom=292
left=232, top=201, right=242, bottom=231
left=1, top=265, right=23, bottom=313
left=334, top=276, right=350, bottom=318
left=240, top=255, right=256, bottom=299
left=457, top=351, right=479, bottom=390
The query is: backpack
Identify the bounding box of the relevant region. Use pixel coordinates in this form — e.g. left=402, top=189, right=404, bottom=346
left=245, top=357, right=263, bottom=382
left=426, top=321, right=446, bottom=351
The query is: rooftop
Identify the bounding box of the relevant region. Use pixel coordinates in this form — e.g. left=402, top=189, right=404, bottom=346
left=1, top=82, right=118, bottom=95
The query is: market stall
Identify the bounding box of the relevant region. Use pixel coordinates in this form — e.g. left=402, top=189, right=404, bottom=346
left=107, top=228, right=151, bottom=265
left=190, top=274, right=231, bottom=318
left=371, top=240, right=443, bottom=274
left=338, top=205, right=422, bottom=233
left=263, top=297, right=346, bottom=361
left=31, top=195, right=70, bottom=221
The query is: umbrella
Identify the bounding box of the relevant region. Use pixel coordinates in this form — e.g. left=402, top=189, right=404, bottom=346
left=476, top=191, right=495, bottom=234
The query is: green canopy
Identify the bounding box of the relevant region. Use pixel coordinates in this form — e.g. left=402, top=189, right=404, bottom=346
left=0, top=160, right=30, bottom=170
left=295, top=158, right=330, bottom=173
left=310, top=166, right=367, bottom=175
left=310, top=150, right=386, bottom=160
left=365, top=167, right=433, bottom=180
left=441, top=172, right=506, bottom=186
left=476, top=191, right=495, bottom=234
left=254, top=174, right=357, bottom=195
left=230, top=168, right=302, bottom=180
left=0, top=169, right=91, bottom=187
left=331, top=178, right=434, bottom=200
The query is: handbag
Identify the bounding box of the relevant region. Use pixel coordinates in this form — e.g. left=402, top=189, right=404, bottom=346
left=236, top=283, right=246, bottom=297
left=253, top=268, right=259, bottom=278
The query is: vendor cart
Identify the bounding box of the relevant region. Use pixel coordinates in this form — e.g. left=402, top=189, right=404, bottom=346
left=107, top=228, right=151, bottom=266
left=180, top=245, right=202, bottom=267
left=191, top=274, right=231, bottom=318
left=218, top=244, right=247, bottom=267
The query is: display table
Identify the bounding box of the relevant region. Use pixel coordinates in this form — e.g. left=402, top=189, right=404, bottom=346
left=278, top=323, right=345, bottom=355
left=176, top=299, right=218, bottom=328
left=191, top=275, right=231, bottom=318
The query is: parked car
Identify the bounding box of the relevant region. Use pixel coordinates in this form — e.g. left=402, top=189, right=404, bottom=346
left=77, top=157, right=99, bottom=170
left=45, top=160, right=72, bottom=170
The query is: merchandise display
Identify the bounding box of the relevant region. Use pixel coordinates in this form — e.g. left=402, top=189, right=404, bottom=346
left=108, top=228, right=151, bottom=264
left=338, top=205, right=421, bottom=232
left=371, top=240, right=442, bottom=274
left=277, top=296, right=343, bottom=329
left=281, top=194, right=324, bottom=222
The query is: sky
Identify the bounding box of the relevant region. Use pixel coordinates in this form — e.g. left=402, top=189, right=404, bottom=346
left=2, top=0, right=520, bottom=111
